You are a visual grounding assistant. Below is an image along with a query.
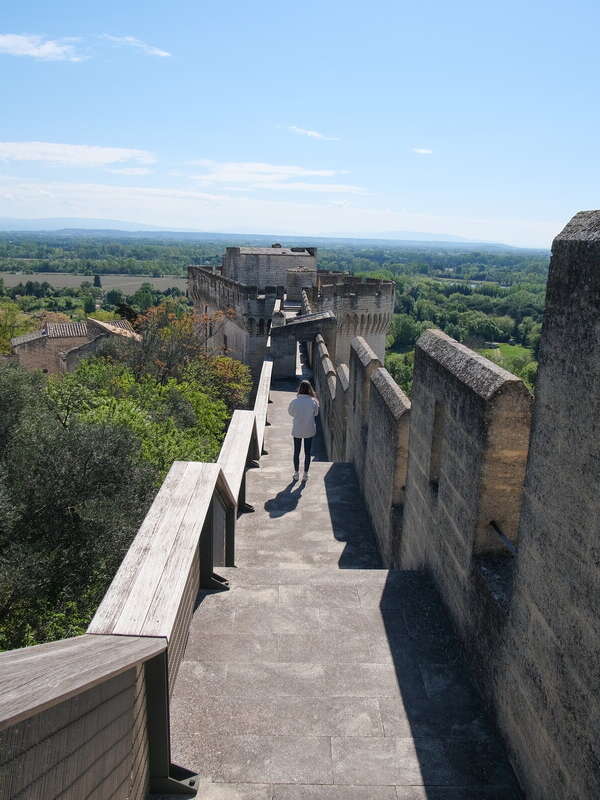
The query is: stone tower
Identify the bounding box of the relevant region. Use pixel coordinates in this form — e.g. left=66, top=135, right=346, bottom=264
left=305, top=272, right=395, bottom=364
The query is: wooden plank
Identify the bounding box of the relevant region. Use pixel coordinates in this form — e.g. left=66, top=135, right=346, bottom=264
left=0, top=634, right=164, bottom=731
left=134, top=463, right=220, bottom=639
left=217, top=410, right=259, bottom=500
left=88, top=462, right=217, bottom=638
left=87, top=461, right=189, bottom=634
left=254, top=360, right=273, bottom=452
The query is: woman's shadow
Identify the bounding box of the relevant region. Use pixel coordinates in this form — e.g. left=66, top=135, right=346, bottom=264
left=264, top=480, right=306, bottom=518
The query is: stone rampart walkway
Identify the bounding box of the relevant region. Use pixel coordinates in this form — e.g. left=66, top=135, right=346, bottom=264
left=168, top=380, right=523, bottom=799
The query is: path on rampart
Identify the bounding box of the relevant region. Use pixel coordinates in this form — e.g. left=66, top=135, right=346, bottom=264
left=168, top=379, right=522, bottom=799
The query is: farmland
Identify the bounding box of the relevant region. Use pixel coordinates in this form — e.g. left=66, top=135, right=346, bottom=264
left=1, top=272, right=187, bottom=293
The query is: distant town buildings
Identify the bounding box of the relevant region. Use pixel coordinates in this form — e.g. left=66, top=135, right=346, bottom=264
left=11, top=318, right=139, bottom=374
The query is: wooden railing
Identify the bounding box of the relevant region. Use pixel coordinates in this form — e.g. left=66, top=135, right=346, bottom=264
left=0, top=360, right=272, bottom=799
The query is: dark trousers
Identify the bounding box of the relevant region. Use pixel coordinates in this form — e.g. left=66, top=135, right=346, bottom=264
left=293, top=436, right=313, bottom=473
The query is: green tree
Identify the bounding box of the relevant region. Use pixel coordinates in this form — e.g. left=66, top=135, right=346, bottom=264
left=105, top=288, right=124, bottom=306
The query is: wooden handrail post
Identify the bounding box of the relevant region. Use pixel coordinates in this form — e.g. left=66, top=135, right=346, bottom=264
left=145, top=651, right=199, bottom=795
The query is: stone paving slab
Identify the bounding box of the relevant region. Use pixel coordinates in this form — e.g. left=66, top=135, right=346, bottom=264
left=174, top=734, right=333, bottom=784
left=171, top=695, right=383, bottom=737
left=168, top=378, right=523, bottom=799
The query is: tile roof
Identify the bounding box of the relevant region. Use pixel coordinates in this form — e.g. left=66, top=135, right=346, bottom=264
left=45, top=322, right=89, bottom=338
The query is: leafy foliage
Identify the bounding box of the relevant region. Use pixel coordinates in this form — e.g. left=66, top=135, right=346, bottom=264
left=0, top=304, right=252, bottom=650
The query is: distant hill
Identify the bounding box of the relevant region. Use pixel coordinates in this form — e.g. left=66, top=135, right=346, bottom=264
left=0, top=217, right=163, bottom=232
left=0, top=218, right=547, bottom=253
left=325, top=230, right=472, bottom=243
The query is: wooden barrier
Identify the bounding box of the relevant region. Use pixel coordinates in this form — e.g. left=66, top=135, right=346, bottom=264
left=0, top=357, right=273, bottom=799
left=254, top=359, right=273, bottom=454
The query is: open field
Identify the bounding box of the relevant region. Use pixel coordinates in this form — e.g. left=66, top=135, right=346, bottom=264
left=479, top=342, right=532, bottom=361
left=0, top=272, right=187, bottom=293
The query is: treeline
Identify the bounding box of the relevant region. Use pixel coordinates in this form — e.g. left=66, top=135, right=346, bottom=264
left=0, top=303, right=251, bottom=650
left=383, top=274, right=544, bottom=395
left=0, top=232, right=549, bottom=283
left=0, top=234, right=223, bottom=276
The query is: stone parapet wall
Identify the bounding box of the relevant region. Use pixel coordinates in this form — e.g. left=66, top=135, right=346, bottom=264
left=311, top=217, right=600, bottom=798
left=313, top=335, right=410, bottom=566
left=223, top=247, right=317, bottom=288
left=363, top=368, right=410, bottom=565
left=286, top=267, right=317, bottom=302
left=400, top=327, right=532, bottom=618
left=188, top=267, right=282, bottom=380
left=314, top=276, right=394, bottom=365
left=483, top=211, right=600, bottom=800
left=345, top=338, right=381, bottom=486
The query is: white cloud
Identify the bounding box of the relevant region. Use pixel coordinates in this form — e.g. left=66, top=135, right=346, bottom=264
left=102, top=35, right=171, bottom=57
left=0, top=34, right=83, bottom=62
left=240, top=181, right=364, bottom=194
left=0, top=141, right=156, bottom=166
left=288, top=126, right=339, bottom=141
left=189, top=160, right=362, bottom=193
left=107, top=167, right=153, bottom=175
left=412, top=148, right=433, bottom=155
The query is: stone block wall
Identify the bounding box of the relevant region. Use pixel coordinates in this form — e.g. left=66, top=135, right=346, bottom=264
left=345, top=338, right=381, bottom=490
left=286, top=267, right=317, bottom=302
left=316, top=274, right=395, bottom=365
left=483, top=211, right=600, bottom=800
left=401, top=329, right=532, bottom=572
left=13, top=333, right=90, bottom=373
left=188, top=266, right=281, bottom=380
left=223, top=247, right=317, bottom=288
left=61, top=335, right=107, bottom=372
left=363, top=368, right=410, bottom=565
left=312, top=334, right=340, bottom=457
left=313, top=335, right=411, bottom=566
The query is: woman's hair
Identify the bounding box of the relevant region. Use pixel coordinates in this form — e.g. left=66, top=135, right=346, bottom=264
left=298, top=379, right=316, bottom=397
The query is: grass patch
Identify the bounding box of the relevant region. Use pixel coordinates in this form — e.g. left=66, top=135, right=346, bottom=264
left=478, top=342, right=533, bottom=362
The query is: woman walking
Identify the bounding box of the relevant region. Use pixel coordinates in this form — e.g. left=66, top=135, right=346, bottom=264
left=288, top=380, right=319, bottom=482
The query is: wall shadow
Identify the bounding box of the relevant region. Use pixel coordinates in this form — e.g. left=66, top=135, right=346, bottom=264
left=323, top=463, right=382, bottom=569
left=321, top=461, right=523, bottom=796
left=375, top=570, right=525, bottom=797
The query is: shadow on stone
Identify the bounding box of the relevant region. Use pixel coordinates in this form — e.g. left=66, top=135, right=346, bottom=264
left=322, top=463, right=383, bottom=569
left=264, top=481, right=306, bottom=518
left=376, top=570, right=525, bottom=797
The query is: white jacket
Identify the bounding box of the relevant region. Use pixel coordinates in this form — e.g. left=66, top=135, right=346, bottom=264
left=288, top=394, right=320, bottom=438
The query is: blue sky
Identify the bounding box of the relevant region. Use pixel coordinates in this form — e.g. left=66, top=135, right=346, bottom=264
left=1, top=0, right=599, bottom=247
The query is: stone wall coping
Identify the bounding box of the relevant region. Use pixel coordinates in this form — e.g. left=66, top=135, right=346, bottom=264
left=351, top=336, right=382, bottom=369
left=417, top=329, right=526, bottom=401
left=370, top=367, right=411, bottom=420
left=337, top=363, right=350, bottom=391
left=553, top=210, right=600, bottom=242
left=281, top=310, right=335, bottom=328
left=321, top=355, right=336, bottom=377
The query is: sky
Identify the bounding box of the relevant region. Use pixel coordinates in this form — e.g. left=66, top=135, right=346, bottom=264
left=1, top=0, right=599, bottom=247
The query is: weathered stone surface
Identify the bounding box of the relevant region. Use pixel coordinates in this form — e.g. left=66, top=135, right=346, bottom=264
left=481, top=210, right=600, bottom=800
left=417, top=328, right=523, bottom=400
left=168, top=378, right=520, bottom=799
left=273, top=787, right=396, bottom=800
left=364, top=368, right=411, bottom=566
